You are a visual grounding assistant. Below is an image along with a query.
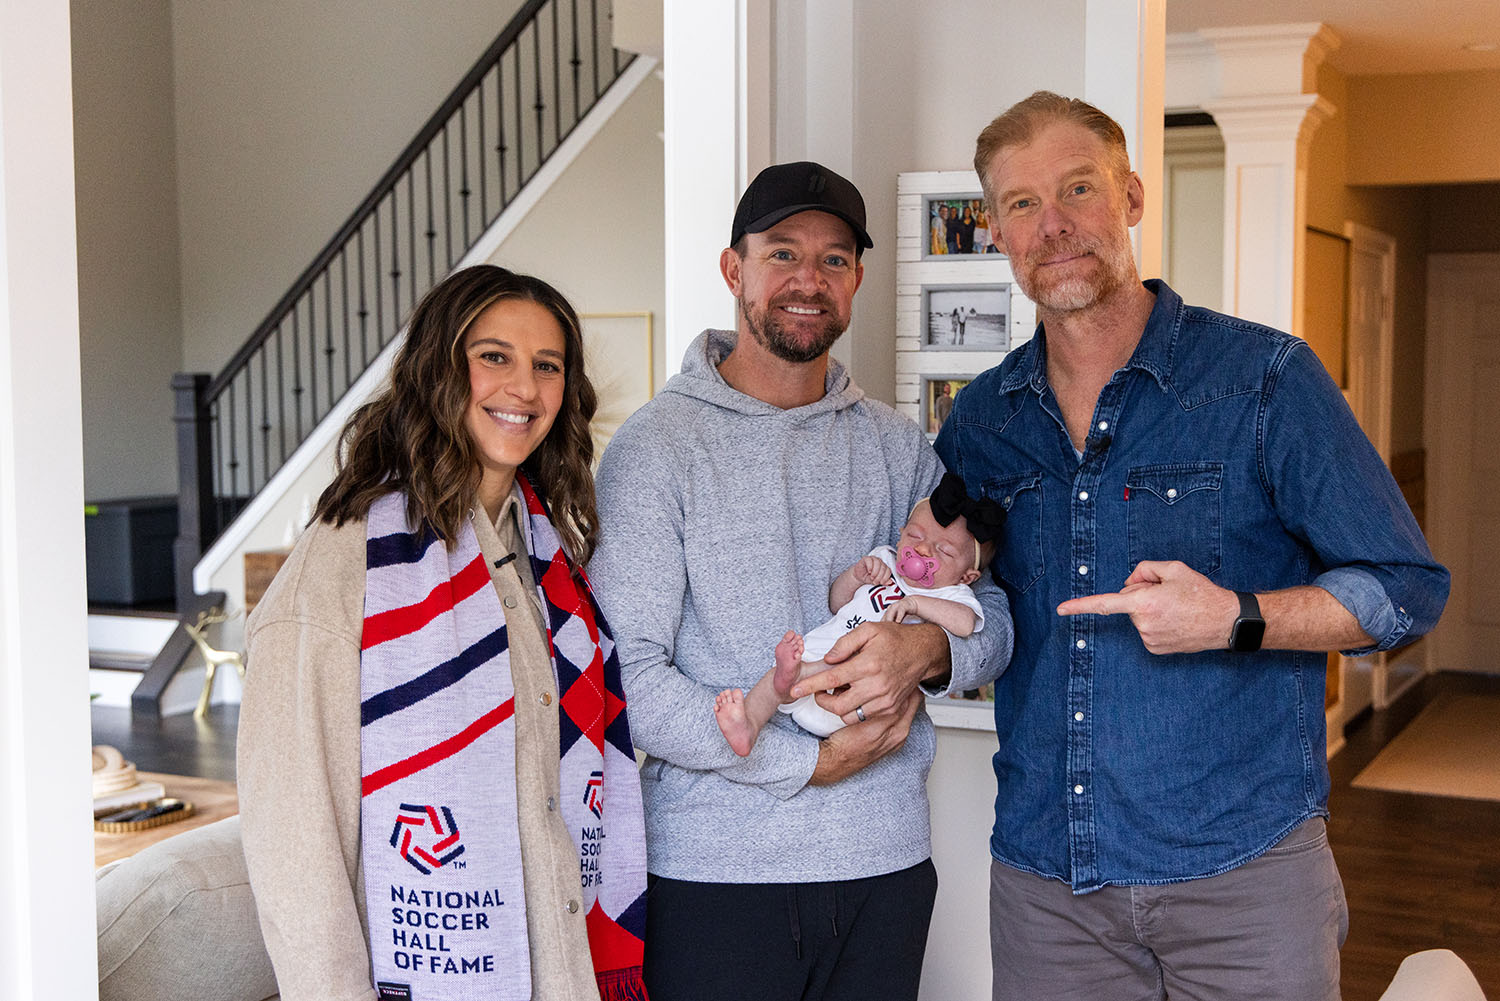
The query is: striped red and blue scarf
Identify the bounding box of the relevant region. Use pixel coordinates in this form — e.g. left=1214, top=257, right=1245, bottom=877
left=359, top=476, right=647, bottom=1001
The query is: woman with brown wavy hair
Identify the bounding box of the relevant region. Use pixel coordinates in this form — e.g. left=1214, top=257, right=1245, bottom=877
left=238, top=265, right=649, bottom=1001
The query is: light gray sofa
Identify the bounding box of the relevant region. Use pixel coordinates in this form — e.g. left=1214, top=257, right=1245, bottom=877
left=96, top=815, right=279, bottom=1001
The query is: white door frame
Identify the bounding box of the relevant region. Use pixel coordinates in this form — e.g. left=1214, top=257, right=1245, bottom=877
left=0, top=2, right=100, bottom=995
left=1343, top=222, right=1395, bottom=461
left=1340, top=223, right=1411, bottom=712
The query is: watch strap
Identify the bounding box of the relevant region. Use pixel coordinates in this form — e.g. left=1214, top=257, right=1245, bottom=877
left=1230, top=590, right=1265, bottom=653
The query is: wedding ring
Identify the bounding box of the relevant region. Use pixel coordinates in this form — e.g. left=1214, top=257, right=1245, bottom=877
left=855, top=705, right=867, bottom=723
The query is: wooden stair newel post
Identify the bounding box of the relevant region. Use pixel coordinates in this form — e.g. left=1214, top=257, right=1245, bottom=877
left=173, top=371, right=214, bottom=610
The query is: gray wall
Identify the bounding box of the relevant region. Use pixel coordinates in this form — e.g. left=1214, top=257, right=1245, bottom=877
left=71, top=0, right=183, bottom=500
left=171, top=0, right=519, bottom=375
left=71, top=0, right=519, bottom=499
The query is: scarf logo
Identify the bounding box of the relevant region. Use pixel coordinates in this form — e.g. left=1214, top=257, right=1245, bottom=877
left=390, top=804, right=466, bottom=874
left=584, top=770, right=604, bottom=819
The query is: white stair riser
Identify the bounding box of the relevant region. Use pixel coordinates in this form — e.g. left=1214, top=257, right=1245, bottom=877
left=87, top=614, right=177, bottom=657
left=89, top=663, right=244, bottom=715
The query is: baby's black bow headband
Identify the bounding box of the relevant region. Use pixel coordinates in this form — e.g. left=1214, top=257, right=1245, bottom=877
left=929, top=472, right=1006, bottom=544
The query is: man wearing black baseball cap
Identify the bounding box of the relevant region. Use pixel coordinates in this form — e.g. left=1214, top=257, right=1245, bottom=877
left=591, top=162, right=1011, bottom=1000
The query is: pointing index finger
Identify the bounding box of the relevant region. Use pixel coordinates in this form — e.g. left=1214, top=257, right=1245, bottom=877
left=1056, top=591, right=1137, bottom=617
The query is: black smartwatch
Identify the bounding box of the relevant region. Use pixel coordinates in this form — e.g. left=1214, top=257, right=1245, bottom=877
left=1229, top=590, right=1265, bottom=653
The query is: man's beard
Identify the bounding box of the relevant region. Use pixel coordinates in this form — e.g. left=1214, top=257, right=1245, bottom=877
left=738, top=294, right=847, bottom=363
left=1014, top=231, right=1137, bottom=313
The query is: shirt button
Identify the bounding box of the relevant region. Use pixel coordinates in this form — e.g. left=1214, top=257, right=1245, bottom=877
left=539, top=692, right=553, bottom=706
left=1073, top=784, right=1084, bottom=795
left=1078, top=490, right=1089, bottom=501
left=1097, top=421, right=1109, bottom=431
left=1074, top=711, right=1084, bottom=722
left=1075, top=639, right=1086, bottom=650
left=503, top=595, right=517, bottom=609
left=1003, top=495, right=1012, bottom=506
left=546, top=796, right=556, bottom=811
left=1078, top=565, right=1089, bottom=576
left=1166, top=488, right=1178, bottom=499
left=565, top=899, right=579, bottom=914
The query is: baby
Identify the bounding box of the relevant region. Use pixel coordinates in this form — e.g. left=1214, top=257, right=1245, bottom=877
left=716, top=473, right=1003, bottom=756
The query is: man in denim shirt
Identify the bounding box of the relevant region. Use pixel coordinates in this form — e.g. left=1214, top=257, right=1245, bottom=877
left=936, top=92, right=1449, bottom=1001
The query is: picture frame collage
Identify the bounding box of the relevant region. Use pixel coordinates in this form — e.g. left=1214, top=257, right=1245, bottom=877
left=895, top=170, right=1036, bottom=439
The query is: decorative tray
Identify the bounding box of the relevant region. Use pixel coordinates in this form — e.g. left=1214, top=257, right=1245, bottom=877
left=93, top=798, right=196, bottom=834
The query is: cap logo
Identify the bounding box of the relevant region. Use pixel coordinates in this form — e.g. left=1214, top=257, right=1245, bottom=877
left=808, top=174, right=827, bottom=194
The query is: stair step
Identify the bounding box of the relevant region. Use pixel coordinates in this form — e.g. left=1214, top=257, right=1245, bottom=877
left=88, top=612, right=179, bottom=666
left=90, top=650, right=156, bottom=673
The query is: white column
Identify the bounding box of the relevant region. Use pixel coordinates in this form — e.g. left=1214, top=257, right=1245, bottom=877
left=0, top=2, right=99, bottom=998
left=1195, top=24, right=1339, bottom=333
left=1084, top=0, right=1166, bottom=279
left=661, top=0, right=772, bottom=376
left=1208, top=95, right=1331, bottom=332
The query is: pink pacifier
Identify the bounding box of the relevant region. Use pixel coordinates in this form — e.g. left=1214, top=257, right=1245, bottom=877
left=897, top=546, right=937, bottom=588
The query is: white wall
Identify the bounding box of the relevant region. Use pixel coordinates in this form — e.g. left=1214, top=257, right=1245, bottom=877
left=491, top=71, right=667, bottom=391
left=71, top=0, right=183, bottom=500
left=924, top=724, right=1003, bottom=1001
left=1162, top=124, right=1225, bottom=311
left=170, top=0, right=518, bottom=375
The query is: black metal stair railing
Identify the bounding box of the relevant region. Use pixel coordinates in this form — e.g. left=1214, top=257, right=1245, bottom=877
left=172, top=0, right=634, bottom=606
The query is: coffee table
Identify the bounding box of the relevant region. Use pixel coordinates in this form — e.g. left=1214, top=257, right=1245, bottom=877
left=94, top=771, right=239, bottom=868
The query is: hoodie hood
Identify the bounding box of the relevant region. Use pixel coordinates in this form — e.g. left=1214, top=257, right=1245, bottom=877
left=660, top=328, right=866, bottom=418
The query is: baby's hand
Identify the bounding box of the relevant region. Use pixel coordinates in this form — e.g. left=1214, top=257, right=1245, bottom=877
left=855, top=556, right=892, bottom=586
left=882, top=596, right=919, bottom=623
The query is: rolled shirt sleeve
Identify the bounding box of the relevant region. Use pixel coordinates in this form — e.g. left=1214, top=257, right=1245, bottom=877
left=1263, top=341, right=1449, bottom=654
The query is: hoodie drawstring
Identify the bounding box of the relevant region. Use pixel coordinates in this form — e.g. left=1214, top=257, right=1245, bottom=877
left=788, top=886, right=802, bottom=960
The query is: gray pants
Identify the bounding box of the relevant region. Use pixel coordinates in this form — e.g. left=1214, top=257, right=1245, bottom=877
left=990, top=818, right=1347, bottom=1001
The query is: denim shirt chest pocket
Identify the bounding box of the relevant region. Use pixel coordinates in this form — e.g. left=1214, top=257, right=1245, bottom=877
left=982, top=470, right=1044, bottom=593
left=1125, top=462, right=1224, bottom=577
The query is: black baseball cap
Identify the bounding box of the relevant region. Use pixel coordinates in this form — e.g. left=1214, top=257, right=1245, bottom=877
left=730, top=161, right=873, bottom=251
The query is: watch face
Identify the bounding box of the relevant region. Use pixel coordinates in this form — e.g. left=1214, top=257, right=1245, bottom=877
left=1232, top=617, right=1266, bottom=653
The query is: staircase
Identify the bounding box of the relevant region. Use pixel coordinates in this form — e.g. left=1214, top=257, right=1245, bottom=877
left=89, top=604, right=217, bottom=716
left=144, top=0, right=649, bottom=715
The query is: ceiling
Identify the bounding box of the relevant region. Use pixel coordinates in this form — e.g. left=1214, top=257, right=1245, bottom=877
left=1167, top=0, right=1500, bottom=76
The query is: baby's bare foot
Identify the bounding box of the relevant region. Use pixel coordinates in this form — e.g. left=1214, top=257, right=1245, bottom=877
left=773, top=630, right=805, bottom=701
left=715, top=688, right=757, bottom=756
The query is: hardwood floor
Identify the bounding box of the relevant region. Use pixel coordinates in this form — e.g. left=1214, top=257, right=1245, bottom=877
left=90, top=703, right=239, bottom=782
left=91, top=673, right=1500, bottom=998
left=1329, top=670, right=1500, bottom=1000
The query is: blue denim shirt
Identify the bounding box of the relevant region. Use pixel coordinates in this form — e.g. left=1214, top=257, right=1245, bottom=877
left=935, top=280, right=1449, bottom=893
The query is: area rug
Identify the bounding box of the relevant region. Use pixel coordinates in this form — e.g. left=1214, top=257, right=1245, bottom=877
left=1351, top=694, right=1500, bottom=802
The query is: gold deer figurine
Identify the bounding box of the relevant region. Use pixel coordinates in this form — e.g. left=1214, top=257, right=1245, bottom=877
left=183, top=607, right=246, bottom=720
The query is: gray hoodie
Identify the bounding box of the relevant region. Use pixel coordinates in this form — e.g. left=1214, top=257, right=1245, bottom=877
left=591, top=329, right=1011, bottom=882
